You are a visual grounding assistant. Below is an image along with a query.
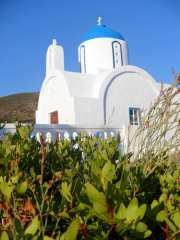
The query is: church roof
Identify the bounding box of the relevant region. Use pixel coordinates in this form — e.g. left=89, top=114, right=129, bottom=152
left=82, top=24, right=125, bottom=42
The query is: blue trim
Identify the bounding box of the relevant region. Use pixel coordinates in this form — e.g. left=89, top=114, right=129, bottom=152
left=112, top=41, right=123, bottom=68
left=81, top=25, right=125, bottom=42
left=80, top=45, right=86, bottom=73
left=103, top=72, right=132, bottom=124
left=112, top=43, right=115, bottom=69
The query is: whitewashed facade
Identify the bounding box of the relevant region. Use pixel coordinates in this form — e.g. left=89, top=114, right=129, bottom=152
left=36, top=19, right=164, bottom=131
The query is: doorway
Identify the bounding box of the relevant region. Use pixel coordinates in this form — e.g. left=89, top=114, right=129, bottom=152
left=50, top=111, right=58, bottom=124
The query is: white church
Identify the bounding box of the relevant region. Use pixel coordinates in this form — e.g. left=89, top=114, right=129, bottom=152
left=36, top=18, right=163, bottom=129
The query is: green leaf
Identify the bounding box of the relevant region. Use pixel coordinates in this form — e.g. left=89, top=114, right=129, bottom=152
left=0, top=231, right=9, bottom=240
left=102, top=161, right=115, bottom=182
left=30, top=167, right=36, bottom=180
left=137, top=204, right=147, bottom=220
left=172, top=212, right=180, bottom=229
left=17, top=181, right=28, bottom=194
left=18, top=126, right=32, bottom=139
left=85, top=182, right=106, bottom=205
left=61, top=219, right=80, bottom=240
left=91, top=161, right=101, bottom=176
left=15, top=218, right=23, bottom=235
left=116, top=203, right=126, bottom=220
left=76, top=203, right=90, bottom=211
left=56, top=233, right=61, bottom=240
left=126, top=198, right=139, bottom=222
left=57, top=211, right=70, bottom=219
left=156, top=210, right=167, bottom=222
left=151, top=200, right=159, bottom=209
left=144, top=230, right=152, bottom=238
left=44, top=236, right=55, bottom=240
left=116, top=222, right=130, bottom=235
left=165, top=218, right=177, bottom=232
left=11, top=175, right=19, bottom=184
left=136, top=222, right=148, bottom=233
left=85, top=182, right=108, bottom=219
left=32, top=236, right=39, bottom=240
left=0, top=181, right=13, bottom=201
left=159, top=193, right=168, bottom=203
left=93, top=202, right=109, bottom=221
left=25, top=216, right=40, bottom=236
left=61, top=182, right=72, bottom=202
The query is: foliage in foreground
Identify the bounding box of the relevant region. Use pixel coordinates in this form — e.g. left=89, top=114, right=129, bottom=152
left=0, top=126, right=179, bottom=240
left=0, top=84, right=179, bottom=239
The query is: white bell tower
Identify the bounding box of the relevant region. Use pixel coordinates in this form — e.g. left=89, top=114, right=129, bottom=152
left=46, top=39, right=64, bottom=76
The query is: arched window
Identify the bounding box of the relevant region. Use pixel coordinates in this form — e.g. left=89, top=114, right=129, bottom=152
left=112, top=41, right=123, bottom=68
left=80, top=45, right=86, bottom=73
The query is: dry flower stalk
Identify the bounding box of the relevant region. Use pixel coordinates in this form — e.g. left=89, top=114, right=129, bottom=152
left=129, top=82, right=180, bottom=173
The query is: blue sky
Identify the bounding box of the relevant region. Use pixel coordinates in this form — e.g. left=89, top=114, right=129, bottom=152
left=0, top=0, right=179, bottom=96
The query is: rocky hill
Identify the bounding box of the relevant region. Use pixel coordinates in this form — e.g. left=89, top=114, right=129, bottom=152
left=0, top=92, right=39, bottom=123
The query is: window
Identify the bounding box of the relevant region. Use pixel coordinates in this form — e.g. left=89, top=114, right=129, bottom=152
left=129, top=107, right=141, bottom=125
left=112, top=41, right=123, bottom=68
left=80, top=45, right=86, bottom=73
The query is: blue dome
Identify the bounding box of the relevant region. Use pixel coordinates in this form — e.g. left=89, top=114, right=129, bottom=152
left=81, top=25, right=125, bottom=42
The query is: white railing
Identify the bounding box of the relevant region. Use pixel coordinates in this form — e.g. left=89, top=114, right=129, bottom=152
left=0, top=124, right=127, bottom=151
left=0, top=124, right=125, bottom=142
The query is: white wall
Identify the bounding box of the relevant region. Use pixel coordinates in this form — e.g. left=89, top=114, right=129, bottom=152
left=46, top=40, right=64, bottom=76
left=36, top=66, right=159, bottom=128
left=105, top=73, right=157, bottom=127
left=36, top=71, right=75, bottom=124
left=78, top=38, right=128, bottom=75
left=36, top=98, right=75, bottom=124
left=98, top=66, right=159, bottom=127
left=74, top=98, right=103, bottom=127
left=68, top=66, right=159, bottom=128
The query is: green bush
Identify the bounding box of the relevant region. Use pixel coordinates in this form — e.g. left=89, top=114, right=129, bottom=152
left=0, top=125, right=179, bottom=240
left=0, top=85, right=179, bottom=239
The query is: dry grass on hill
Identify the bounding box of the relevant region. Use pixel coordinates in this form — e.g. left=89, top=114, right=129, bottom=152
left=0, top=92, right=39, bottom=123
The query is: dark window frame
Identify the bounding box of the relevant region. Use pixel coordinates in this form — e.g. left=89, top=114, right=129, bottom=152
left=129, top=107, right=141, bottom=125
left=80, top=45, right=86, bottom=73
left=112, top=41, right=123, bottom=68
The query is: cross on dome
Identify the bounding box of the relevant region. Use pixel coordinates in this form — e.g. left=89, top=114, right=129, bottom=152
left=97, top=16, right=102, bottom=26
left=52, top=39, right=57, bottom=45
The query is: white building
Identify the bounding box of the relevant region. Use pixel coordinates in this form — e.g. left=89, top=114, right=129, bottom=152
left=36, top=19, right=163, bottom=129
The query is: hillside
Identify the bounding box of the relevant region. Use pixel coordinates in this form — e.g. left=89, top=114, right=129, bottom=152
left=0, top=92, right=39, bottom=123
